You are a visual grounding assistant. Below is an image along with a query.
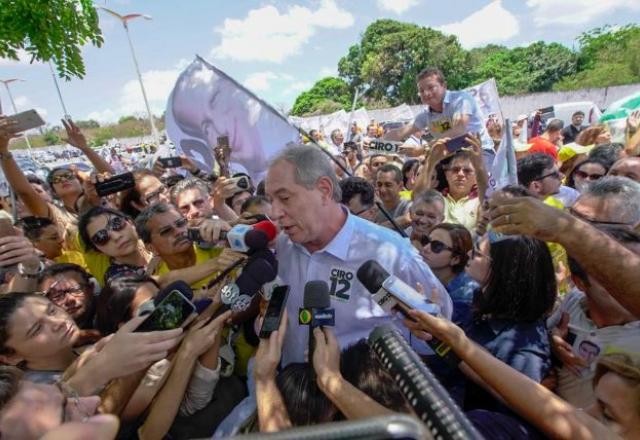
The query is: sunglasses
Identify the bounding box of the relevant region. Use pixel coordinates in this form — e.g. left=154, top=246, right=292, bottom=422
left=51, top=172, right=76, bottom=184
left=574, top=170, right=604, bottom=181
left=470, top=237, right=492, bottom=260
left=17, top=216, right=49, bottom=230
left=90, top=215, right=127, bottom=247
left=535, top=170, right=562, bottom=181
left=158, top=217, right=188, bottom=236
left=420, top=236, right=455, bottom=254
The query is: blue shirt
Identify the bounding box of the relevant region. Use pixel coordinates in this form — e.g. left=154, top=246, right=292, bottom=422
left=275, top=209, right=451, bottom=365
left=445, top=271, right=479, bottom=324
left=413, top=90, right=494, bottom=151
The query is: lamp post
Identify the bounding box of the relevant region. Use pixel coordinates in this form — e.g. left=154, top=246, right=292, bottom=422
left=48, top=62, right=71, bottom=120
left=0, top=78, right=34, bottom=155
left=98, top=7, right=159, bottom=145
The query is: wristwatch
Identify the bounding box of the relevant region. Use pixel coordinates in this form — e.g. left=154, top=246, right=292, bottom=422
left=17, top=261, right=44, bottom=278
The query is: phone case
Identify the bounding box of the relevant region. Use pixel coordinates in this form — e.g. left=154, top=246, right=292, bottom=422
left=95, top=172, right=135, bottom=197
left=8, top=110, right=45, bottom=133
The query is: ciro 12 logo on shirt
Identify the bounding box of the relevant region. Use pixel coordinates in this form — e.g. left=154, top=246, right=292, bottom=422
left=328, top=267, right=354, bottom=302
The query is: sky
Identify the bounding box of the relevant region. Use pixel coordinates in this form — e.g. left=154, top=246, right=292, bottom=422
left=1, top=0, right=639, bottom=130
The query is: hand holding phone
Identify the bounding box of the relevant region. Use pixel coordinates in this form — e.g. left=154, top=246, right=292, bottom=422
left=444, top=135, right=470, bottom=153
left=95, top=172, right=135, bottom=197
left=259, top=285, right=290, bottom=338
left=5, top=110, right=45, bottom=133
left=158, top=157, right=182, bottom=168
left=134, top=287, right=196, bottom=333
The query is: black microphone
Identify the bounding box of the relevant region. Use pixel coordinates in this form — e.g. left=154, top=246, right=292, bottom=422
left=368, top=325, right=481, bottom=440
left=220, top=258, right=278, bottom=313
left=357, top=260, right=459, bottom=367
left=302, top=281, right=334, bottom=362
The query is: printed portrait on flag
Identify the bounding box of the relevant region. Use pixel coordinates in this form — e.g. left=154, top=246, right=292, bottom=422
left=166, top=56, right=299, bottom=181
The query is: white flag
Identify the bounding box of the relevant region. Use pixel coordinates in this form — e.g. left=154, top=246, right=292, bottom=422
left=165, top=56, right=299, bottom=181
left=487, top=118, right=518, bottom=195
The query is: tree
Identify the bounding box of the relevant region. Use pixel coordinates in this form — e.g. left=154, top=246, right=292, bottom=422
left=554, top=25, right=640, bottom=90
left=338, top=20, right=469, bottom=106
left=0, top=0, right=103, bottom=79
left=74, top=119, right=100, bottom=129
left=290, top=77, right=352, bottom=116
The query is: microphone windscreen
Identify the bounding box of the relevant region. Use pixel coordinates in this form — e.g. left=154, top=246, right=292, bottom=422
left=356, top=260, right=389, bottom=294
left=303, top=280, right=330, bottom=309
left=253, top=220, right=277, bottom=241
left=236, top=258, right=277, bottom=296
left=244, top=229, right=269, bottom=250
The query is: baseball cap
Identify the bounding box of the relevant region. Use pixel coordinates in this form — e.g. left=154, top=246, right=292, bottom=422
left=558, top=143, right=594, bottom=163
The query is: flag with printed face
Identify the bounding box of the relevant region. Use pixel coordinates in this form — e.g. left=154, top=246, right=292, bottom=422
left=165, top=56, right=299, bottom=181
left=465, top=78, right=502, bottom=121
left=487, top=118, right=518, bottom=195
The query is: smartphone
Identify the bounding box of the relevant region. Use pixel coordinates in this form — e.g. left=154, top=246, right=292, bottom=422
left=229, top=175, right=251, bottom=191
left=134, top=288, right=196, bottom=333
left=217, top=135, right=229, bottom=147
left=95, top=172, right=135, bottom=197
left=6, top=110, right=45, bottom=133
left=444, top=135, right=469, bottom=153
left=539, top=106, right=555, bottom=120
left=187, top=227, right=203, bottom=243
left=259, top=285, right=290, bottom=338
left=158, top=157, right=182, bottom=168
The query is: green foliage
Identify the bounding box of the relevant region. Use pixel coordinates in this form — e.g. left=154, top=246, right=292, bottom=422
left=0, top=0, right=103, bottom=79
left=290, top=77, right=352, bottom=116
left=468, top=42, right=577, bottom=95
left=74, top=119, right=100, bottom=129
left=42, top=129, right=61, bottom=145
left=554, top=25, right=640, bottom=90
left=338, top=20, right=469, bottom=106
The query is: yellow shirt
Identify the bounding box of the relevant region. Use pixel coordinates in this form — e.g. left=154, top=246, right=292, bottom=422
left=54, top=251, right=87, bottom=269
left=153, top=245, right=226, bottom=292
left=544, top=196, right=570, bottom=296
left=444, top=194, right=480, bottom=232
left=399, top=189, right=412, bottom=201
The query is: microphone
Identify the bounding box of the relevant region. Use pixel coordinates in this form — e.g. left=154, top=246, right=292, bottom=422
left=301, top=281, right=334, bottom=362
left=368, top=325, right=481, bottom=440
left=225, top=220, right=277, bottom=253
left=220, top=258, right=278, bottom=313
left=357, top=260, right=459, bottom=366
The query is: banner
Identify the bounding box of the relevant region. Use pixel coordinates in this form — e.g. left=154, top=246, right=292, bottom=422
left=487, top=118, right=518, bottom=195
left=165, top=56, right=299, bottom=181
left=464, top=78, right=502, bottom=122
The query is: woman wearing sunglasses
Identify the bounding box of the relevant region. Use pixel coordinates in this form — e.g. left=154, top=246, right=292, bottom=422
left=566, top=158, right=609, bottom=193
left=419, top=223, right=478, bottom=324
left=78, top=206, right=151, bottom=286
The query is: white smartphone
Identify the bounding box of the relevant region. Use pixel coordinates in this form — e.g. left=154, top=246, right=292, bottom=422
left=6, top=110, right=45, bottom=133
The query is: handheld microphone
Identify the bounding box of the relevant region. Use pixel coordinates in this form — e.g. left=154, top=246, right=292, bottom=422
left=357, top=260, right=459, bottom=366
left=221, top=258, right=278, bottom=313
left=225, top=220, right=277, bottom=253
left=301, top=281, right=334, bottom=362
left=368, top=325, right=481, bottom=440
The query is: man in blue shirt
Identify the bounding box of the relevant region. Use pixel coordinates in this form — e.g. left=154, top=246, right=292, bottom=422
left=386, top=67, right=495, bottom=169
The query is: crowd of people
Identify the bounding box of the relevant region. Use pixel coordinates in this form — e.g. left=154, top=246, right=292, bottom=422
left=0, top=65, right=638, bottom=440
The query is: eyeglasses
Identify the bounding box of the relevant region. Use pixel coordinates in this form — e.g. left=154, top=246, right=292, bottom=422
left=445, top=166, right=475, bottom=175
left=574, top=170, right=604, bottom=181
left=420, top=236, right=455, bottom=254
left=471, top=236, right=491, bottom=260
left=535, top=170, right=562, bottom=181
left=46, top=285, right=87, bottom=303
left=90, top=215, right=127, bottom=246
left=352, top=205, right=374, bottom=216
left=157, top=217, right=188, bottom=236
left=144, top=185, right=169, bottom=204
left=51, top=172, right=76, bottom=184
left=17, top=216, right=49, bottom=230
left=568, top=207, right=634, bottom=227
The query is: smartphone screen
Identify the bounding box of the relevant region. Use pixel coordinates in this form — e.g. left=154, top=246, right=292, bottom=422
left=445, top=135, right=469, bottom=153
left=134, top=290, right=196, bottom=332
left=259, top=285, right=290, bottom=338
left=159, top=157, right=182, bottom=168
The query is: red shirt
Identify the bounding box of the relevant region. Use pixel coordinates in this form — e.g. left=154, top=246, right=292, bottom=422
left=527, top=137, right=558, bottom=160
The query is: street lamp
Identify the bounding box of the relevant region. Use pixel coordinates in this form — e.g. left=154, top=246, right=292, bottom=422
left=48, top=61, right=71, bottom=120
left=0, top=78, right=34, bottom=154
left=98, top=7, right=159, bottom=145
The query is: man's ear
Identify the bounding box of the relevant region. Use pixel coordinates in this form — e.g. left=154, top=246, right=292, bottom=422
left=0, top=353, right=24, bottom=367
left=315, top=176, right=335, bottom=203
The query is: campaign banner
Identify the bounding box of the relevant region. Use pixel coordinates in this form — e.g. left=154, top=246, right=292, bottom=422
left=487, top=118, right=518, bottom=195
left=464, top=78, right=502, bottom=122
left=165, top=56, right=299, bottom=181
left=369, top=139, right=404, bottom=154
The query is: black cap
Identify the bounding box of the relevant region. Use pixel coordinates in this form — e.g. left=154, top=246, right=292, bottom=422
left=356, top=260, right=389, bottom=294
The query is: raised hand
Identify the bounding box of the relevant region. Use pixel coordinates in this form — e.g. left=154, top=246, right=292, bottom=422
left=61, top=119, right=88, bottom=150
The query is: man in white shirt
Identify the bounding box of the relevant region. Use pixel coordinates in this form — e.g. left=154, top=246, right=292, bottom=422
left=265, top=145, right=450, bottom=364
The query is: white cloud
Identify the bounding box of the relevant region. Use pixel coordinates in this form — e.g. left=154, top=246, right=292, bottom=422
left=318, top=66, right=338, bottom=78
left=376, top=0, right=419, bottom=15
left=211, top=0, right=354, bottom=63
left=286, top=81, right=312, bottom=94
left=526, top=0, right=640, bottom=27
left=243, top=71, right=279, bottom=92
left=86, top=61, right=185, bottom=123
left=437, top=1, right=519, bottom=48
